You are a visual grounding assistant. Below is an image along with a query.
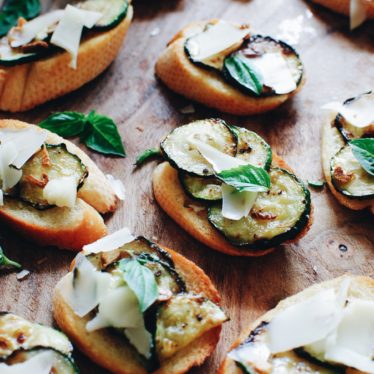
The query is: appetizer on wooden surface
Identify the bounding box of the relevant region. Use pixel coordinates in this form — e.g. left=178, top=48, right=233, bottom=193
left=144, top=119, right=313, bottom=256
left=0, top=0, right=133, bottom=112
left=311, top=0, right=374, bottom=29
left=53, top=228, right=228, bottom=374
left=322, top=92, right=374, bottom=213
left=0, top=312, right=78, bottom=373
left=219, top=275, right=374, bottom=374
left=156, top=20, right=304, bottom=115
left=0, top=119, right=121, bottom=250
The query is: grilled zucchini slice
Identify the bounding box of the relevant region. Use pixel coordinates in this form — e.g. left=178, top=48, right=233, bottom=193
left=4, top=348, right=78, bottom=373
left=161, top=119, right=237, bottom=177
left=208, top=168, right=311, bottom=248
left=223, top=35, right=303, bottom=96
left=18, top=144, right=88, bottom=210
left=334, top=92, right=374, bottom=141
left=104, top=237, right=186, bottom=297
left=179, top=127, right=271, bottom=201
left=77, top=0, right=129, bottom=30
left=0, top=39, right=40, bottom=66
left=330, top=144, right=374, bottom=199
left=180, top=173, right=222, bottom=201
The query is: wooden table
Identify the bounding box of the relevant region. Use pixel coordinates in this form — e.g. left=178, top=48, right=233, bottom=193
left=0, top=0, right=373, bottom=373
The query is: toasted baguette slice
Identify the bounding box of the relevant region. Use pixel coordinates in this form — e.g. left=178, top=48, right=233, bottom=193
left=53, top=245, right=223, bottom=374
left=152, top=154, right=313, bottom=257
left=321, top=121, right=374, bottom=213
left=218, top=275, right=373, bottom=374
left=0, top=119, right=119, bottom=250
left=155, top=20, right=304, bottom=116
left=311, top=0, right=374, bottom=19
left=0, top=6, right=133, bottom=113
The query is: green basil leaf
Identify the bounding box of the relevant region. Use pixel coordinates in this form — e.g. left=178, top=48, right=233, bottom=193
left=217, top=164, right=270, bottom=192
left=223, top=54, right=263, bottom=96
left=84, top=111, right=126, bottom=157
left=39, top=112, right=87, bottom=137
left=0, top=0, right=41, bottom=36
left=350, top=138, right=374, bottom=176
left=119, top=258, right=159, bottom=312
left=0, top=247, right=21, bottom=270
left=135, top=148, right=162, bottom=166
left=307, top=180, right=325, bottom=189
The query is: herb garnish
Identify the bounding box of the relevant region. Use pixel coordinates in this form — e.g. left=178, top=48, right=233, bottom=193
left=0, top=246, right=21, bottom=271
left=39, top=111, right=126, bottom=157
left=350, top=138, right=374, bottom=176
left=135, top=148, right=162, bottom=166
left=223, top=54, right=263, bottom=96
left=119, top=258, right=159, bottom=312
left=217, top=164, right=270, bottom=192
left=0, top=0, right=41, bottom=36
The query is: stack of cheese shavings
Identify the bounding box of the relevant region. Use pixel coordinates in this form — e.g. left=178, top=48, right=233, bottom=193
left=0, top=128, right=78, bottom=209
left=188, top=21, right=297, bottom=95
left=60, top=228, right=153, bottom=358
left=191, top=138, right=268, bottom=220
left=5, top=5, right=103, bottom=69
left=229, top=278, right=374, bottom=373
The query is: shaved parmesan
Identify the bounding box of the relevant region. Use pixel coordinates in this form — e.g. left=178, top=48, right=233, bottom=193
left=0, top=350, right=54, bottom=373
left=322, top=94, right=374, bottom=128
left=350, top=0, right=368, bottom=29
left=250, top=53, right=297, bottom=94
left=0, top=141, right=22, bottom=191
left=192, top=139, right=246, bottom=173
left=222, top=184, right=257, bottom=220
left=83, top=227, right=135, bottom=255
left=86, top=285, right=143, bottom=331
left=268, top=288, right=344, bottom=353
left=187, top=21, right=250, bottom=63
left=125, top=323, right=153, bottom=359
left=61, top=254, right=112, bottom=317
left=324, top=299, right=374, bottom=372
left=106, top=174, right=125, bottom=200
left=43, top=176, right=77, bottom=208
left=9, top=10, right=64, bottom=48
left=50, top=5, right=102, bottom=69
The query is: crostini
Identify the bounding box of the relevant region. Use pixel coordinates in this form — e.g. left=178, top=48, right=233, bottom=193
left=219, top=275, right=374, bottom=374
left=53, top=227, right=228, bottom=374
left=311, top=0, right=374, bottom=29
left=0, top=119, right=120, bottom=250
left=0, top=0, right=133, bottom=112
left=322, top=92, right=374, bottom=213
left=0, top=312, right=78, bottom=373
left=156, top=20, right=304, bottom=116
left=149, top=119, right=312, bottom=256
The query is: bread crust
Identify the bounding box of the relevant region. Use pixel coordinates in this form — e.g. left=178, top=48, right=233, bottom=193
left=218, top=275, right=374, bottom=374
left=321, top=121, right=374, bottom=214
left=53, top=245, right=223, bottom=374
left=0, top=6, right=133, bottom=112
left=155, top=20, right=304, bottom=116
left=0, top=119, right=120, bottom=250
left=310, top=0, right=374, bottom=18
left=152, top=154, right=313, bottom=257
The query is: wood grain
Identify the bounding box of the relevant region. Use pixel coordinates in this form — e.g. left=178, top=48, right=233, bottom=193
left=0, top=0, right=373, bottom=373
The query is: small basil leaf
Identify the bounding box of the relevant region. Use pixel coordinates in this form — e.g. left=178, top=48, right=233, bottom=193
left=0, top=247, right=21, bottom=270
left=39, top=111, right=87, bottom=137
left=85, top=111, right=126, bottom=157
left=217, top=164, right=270, bottom=192
left=119, top=258, right=159, bottom=312
left=350, top=138, right=374, bottom=176
left=307, top=180, right=325, bottom=189
left=223, top=54, right=263, bottom=96
left=0, top=0, right=41, bottom=36
left=135, top=148, right=162, bottom=166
